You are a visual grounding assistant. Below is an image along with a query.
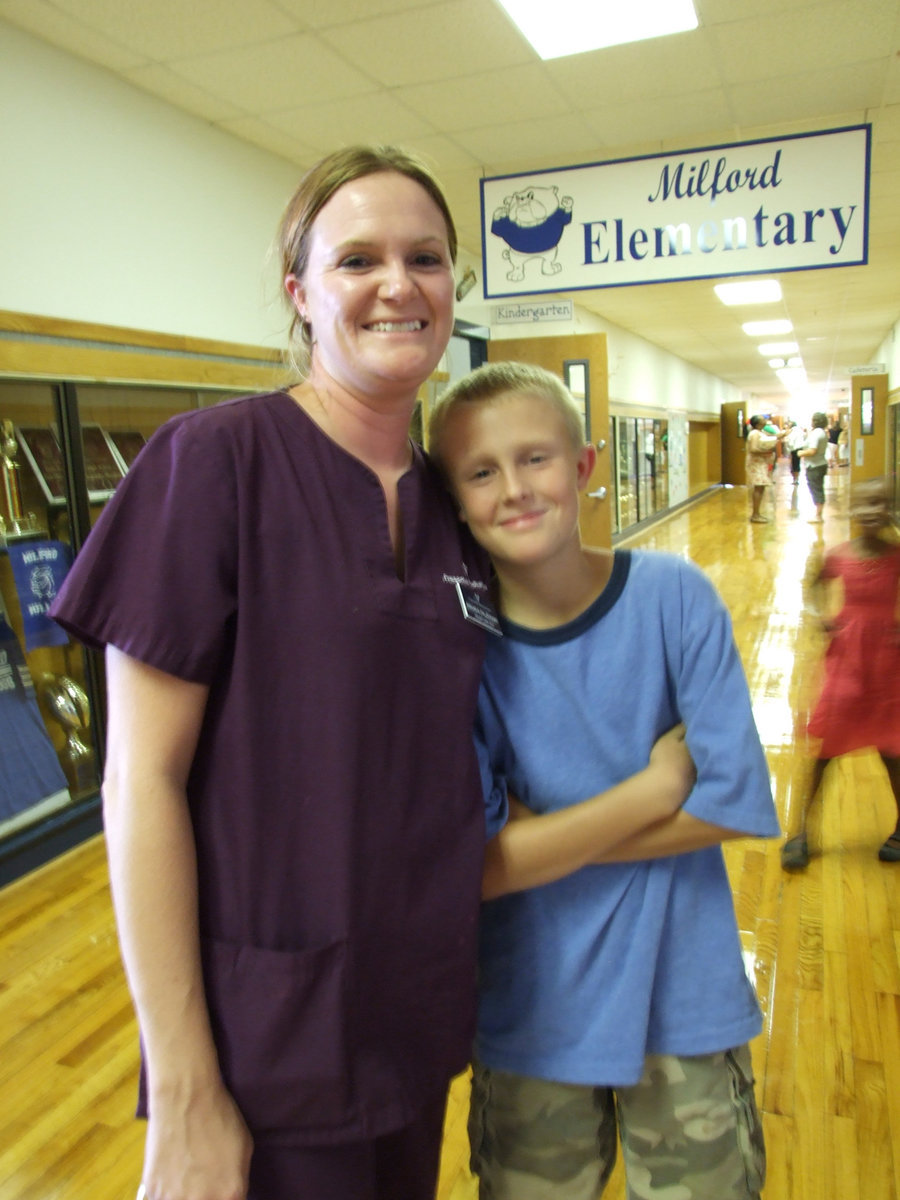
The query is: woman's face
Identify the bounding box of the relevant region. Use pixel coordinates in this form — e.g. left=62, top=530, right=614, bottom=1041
left=287, top=171, right=455, bottom=400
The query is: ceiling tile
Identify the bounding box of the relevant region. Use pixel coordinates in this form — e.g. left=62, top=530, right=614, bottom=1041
left=265, top=92, right=435, bottom=151
left=454, top=112, right=603, bottom=171
left=393, top=64, right=572, bottom=132
left=581, top=89, right=732, bottom=151
left=726, top=63, right=886, bottom=128
left=318, top=0, right=535, bottom=87
left=545, top=31, right=721, bottom=108
left=44, top=0, right=299, bottom=60
left=165, top=34, right=378, bottom=113
left=123, top=64, right=244, bottom=123
left=275, top=0, right=447, bottom=27
left=0, top=0, right=148, bottom=71
left=710, top=4, right=898, bottom=84
left=215, top=116, right=320, bottom=166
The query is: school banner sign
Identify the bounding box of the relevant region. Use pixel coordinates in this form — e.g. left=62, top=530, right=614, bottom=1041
left=480, top=125, right=870, bottom=298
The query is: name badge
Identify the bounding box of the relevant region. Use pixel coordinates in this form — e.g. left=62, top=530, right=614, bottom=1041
left=455, top=582, right=502, bottom=637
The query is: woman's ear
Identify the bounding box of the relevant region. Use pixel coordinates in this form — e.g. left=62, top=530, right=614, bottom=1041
left=284, top=274, right=306, bottom=321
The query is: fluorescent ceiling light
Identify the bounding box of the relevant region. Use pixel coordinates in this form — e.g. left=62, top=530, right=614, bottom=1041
left=758, top=341, right=799, bottom=356
left=495, top=0, right=698, bottom=59
left=768, top=358, right=785, bottom=369
left=787, top=356, right=804, bottom=368
left=776, top=368, right=807, bottom=392
left=714, top=280, right=782, bottom=306
left=742, top=319, right=793, bottom=337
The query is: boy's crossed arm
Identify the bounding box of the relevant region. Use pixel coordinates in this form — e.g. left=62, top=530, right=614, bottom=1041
left=483, top=725, right=695, bottom=900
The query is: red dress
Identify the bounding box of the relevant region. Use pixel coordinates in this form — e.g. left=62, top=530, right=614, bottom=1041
left=807, top=543, right=900, bottom=758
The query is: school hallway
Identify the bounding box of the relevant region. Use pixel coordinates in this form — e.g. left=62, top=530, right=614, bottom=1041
left=1, top=463, right=899, bottom=1200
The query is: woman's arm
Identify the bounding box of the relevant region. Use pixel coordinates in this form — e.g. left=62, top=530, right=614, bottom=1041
left=482, top=725, right=694, bottom=900
left=103, top=647, right=252, bottom=1200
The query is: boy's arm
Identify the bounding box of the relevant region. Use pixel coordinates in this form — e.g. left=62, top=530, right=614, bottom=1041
left=483, top=725, right=694, bottom=900
left=590, top=809, right=742, bottom=862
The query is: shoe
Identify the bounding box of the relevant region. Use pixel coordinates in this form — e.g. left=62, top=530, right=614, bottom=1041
left=878, top=832, right=900, bottom=862
left=781, top=834, right=810, bottom=870
left=749, top=515, right=769, bottom=524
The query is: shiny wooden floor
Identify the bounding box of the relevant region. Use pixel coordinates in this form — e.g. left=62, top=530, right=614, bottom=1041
left=2, top=464, right=899, bottom=1199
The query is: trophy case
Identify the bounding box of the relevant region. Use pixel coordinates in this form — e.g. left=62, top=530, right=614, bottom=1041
left=0, top=374, right=252, bottom=883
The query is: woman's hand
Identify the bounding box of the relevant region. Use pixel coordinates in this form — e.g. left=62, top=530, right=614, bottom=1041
left=141, top=1078, right=253, bottom=1200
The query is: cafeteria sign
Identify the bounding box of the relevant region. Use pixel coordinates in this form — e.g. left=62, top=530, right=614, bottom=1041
left=481, top=125, right=870, bottom=297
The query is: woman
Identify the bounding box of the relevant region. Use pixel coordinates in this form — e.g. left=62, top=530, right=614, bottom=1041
left=50, top=147, right=490, bottom=1200
left=798, top=410, right=829, bottom=523
left=745, top=414, right=785, bottom=523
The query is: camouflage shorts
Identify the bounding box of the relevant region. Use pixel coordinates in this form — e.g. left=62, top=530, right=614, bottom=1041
left=468, top=1046, right=765, bottom=1200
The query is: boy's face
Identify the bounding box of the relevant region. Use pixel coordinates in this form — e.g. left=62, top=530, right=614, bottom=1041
left=439, top=391, right=595, bottom=571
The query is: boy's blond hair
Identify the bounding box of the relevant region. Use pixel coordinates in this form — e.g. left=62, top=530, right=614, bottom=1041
left=429, top=362, right=587, bottom=472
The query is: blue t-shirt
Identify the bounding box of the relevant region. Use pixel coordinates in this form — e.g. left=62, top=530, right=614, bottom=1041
left=475, top=549, right=780, bottom=1086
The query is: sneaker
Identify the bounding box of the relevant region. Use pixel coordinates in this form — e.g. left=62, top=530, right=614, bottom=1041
left=781, top=834, right=810, bottom=870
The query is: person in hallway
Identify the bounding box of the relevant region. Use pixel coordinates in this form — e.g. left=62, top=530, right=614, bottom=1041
left=837, top=414, right=850, bottom=467
left=429, top=362, right=781, bottom=1200
left=826, top=413, right=841, bottom=465
left=798, top=410, right=829, bottom=523
left=46, top=145, right=698, bottom=1200
left=745, top=414, right=787, bottom=522
left=781, top=478, right=900, bottom=870
left=784, top=418, right=807, bottom=485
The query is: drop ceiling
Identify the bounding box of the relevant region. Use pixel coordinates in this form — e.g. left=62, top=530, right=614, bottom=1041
left=3, top=0, right=899, bottom=406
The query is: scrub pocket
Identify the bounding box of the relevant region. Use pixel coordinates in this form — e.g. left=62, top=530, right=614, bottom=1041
left=202, top=936, right=350, bottom=1133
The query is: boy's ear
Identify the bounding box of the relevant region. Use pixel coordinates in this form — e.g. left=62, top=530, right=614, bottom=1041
left=576, top=443, right=597, bottom=489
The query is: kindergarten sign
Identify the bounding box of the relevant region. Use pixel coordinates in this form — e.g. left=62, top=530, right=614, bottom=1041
left=480, top=125, right=870, bottom=297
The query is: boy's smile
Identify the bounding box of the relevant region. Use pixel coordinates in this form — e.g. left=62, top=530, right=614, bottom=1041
left=441, top=392, right=594, bottom=571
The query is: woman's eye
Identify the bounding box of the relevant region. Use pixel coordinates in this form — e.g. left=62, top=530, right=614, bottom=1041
left=412, top=252, right=444, bottom=268
left=340, top=254, right=371, bottom=269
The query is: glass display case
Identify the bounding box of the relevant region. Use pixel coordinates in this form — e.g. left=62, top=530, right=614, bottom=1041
left=0, top=377, right=245, bottom=883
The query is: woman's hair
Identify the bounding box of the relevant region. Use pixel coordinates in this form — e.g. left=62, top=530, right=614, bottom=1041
left=277, top=145, right=457, bottom=375
left=811, top=411, right=828, bottom=428
left=429, top=361, right=587, bottom=471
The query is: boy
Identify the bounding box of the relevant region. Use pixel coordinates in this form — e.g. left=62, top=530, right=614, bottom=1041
left=429, top=362, right=780, bottom=1200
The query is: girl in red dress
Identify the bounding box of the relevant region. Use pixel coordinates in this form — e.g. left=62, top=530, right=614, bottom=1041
left=782, top=478, right=900, bottom=868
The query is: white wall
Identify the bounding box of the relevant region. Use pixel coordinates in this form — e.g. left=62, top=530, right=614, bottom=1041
left=875, top=321, right=900, bottom=391
left=0, top=21, right=300, bottom=348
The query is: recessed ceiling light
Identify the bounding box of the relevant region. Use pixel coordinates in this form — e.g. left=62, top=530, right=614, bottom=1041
left=742, top=319, right=793, bottom=337
left=758, top=341, right=799, bottom=356
left=714, top=280, right=783, bottom=306
left=776, top=368, right=807, bottom=391
left=494, top=0, right=698, bottom=59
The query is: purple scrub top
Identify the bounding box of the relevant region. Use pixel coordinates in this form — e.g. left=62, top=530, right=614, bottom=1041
left=51, top=391, right=489, bottom=1144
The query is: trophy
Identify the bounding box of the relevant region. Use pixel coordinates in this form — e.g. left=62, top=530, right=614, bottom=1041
left=0, top=419, right=39, bottom=540
left=42, top=674, right=95, bottom=792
